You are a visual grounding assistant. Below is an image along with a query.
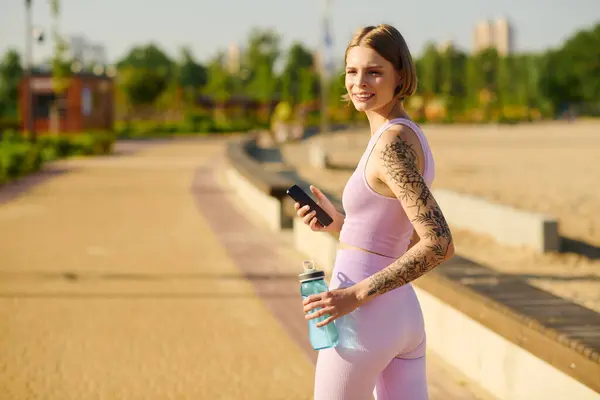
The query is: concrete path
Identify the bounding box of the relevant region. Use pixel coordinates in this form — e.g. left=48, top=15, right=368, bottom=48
left=0, top=137, right=493, bottom=399
left=0, top=139, right=314, bottom=399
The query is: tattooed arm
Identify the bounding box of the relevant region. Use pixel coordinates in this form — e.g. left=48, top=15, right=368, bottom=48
left=406, top=230, right=420, bottom=251
left=353, top=126, right=454, bottom=303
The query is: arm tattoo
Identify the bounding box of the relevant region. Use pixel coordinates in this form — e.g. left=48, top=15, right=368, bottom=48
left=367, top=247, right=430, bottom=297
left=378, top=139, right=432, bottom=214
left=366, top=136, right=453, bottom=298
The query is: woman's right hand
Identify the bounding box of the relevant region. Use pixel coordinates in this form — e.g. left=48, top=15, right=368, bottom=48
left=294, top=185, right=342, bottom=232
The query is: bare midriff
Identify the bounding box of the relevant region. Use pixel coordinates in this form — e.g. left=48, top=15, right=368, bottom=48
left=338, top=242, right=396, bottom=259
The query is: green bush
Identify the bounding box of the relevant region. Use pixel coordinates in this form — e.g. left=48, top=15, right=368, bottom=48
left=115, top=120, right=180, bottom=138
left=0, top=117, right=20, bottom=133
left=0, top=129, right=25, bottom=144
left=69, top=132, right=115, bottom=155
left=0, top=131, right=115, bottom=185
left=0, top=142, right=43, bottom=183
left=185, top=111, right=215, bottom=132
left=37, top=132, right=115, bottom=157
left=38, top=136, right=72, bottom=158
left=114, top=112, right=264, bottom=139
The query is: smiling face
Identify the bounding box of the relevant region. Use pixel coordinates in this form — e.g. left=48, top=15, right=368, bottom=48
left=345, top=45, right=399, bottom=113
left=341, top=25, right=418, bottom=115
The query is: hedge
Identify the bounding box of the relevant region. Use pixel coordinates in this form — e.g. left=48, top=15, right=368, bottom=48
left=0, top=131, right=115, bottom=185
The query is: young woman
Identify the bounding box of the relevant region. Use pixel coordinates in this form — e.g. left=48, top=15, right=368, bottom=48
left=295, top=24, right=454, bottom=399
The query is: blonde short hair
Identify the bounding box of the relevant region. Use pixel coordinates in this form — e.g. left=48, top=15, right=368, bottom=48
left=342, top=24, right=417, bottom=102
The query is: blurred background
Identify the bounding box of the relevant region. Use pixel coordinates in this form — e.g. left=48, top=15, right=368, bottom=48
left=0, top=0, right=599, bottom=143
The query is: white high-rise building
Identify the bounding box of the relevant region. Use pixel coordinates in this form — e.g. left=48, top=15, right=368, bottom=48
left=494, top=18, right=514, bottom=56
left=472, top=17, right=515, bottom=55
left=473, top=20, right=494, bottom=52
left=227, top=42, right=241, bottom=75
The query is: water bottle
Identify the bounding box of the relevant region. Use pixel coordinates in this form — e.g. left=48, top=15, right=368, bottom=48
left=299, top=260, right=339, bottom=350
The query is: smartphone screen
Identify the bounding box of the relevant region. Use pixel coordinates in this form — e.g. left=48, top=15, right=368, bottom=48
left=286, top=185, right=334, bottom=227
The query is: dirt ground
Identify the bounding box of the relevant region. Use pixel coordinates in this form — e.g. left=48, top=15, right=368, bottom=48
left=280, top=120, right=600, bottom=314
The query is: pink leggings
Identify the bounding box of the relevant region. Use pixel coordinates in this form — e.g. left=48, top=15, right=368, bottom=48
left=314, top=249, right=428, bottom=400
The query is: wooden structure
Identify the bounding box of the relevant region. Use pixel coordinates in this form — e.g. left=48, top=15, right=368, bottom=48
left=19, top=72, right=114, bottom=133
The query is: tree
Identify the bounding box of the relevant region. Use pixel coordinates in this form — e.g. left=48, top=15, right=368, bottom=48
left=116, top=44, right=174, bottom=113
left=203, top=53, right=235, bottom=103
left=465, top=54, right=482, bottom=108
left=243, top=28, right=281, bottom=102
left=511, top=54, right=533, bottom=107
left=539, top=24, right=600, bottom=115
left=329, top=67, right=346, bottom=106
left=495, top=55, right=513, bottom=107
left=246, top=62, right=278, bottom=103
left=478, top=48, right=500, bottom=92
left=439, top=46, right=467, bottom=117
left=177, top=46, right=207, bottom=103
left=119, top=67, right=170, bottom=107
left=0, top=49, right=23, bottom=118
left=298, top=67, right=319, bottom=105
left=200, top=53, right=238, bottom=124
left=280, top=42, right=314, bottom=105
left=117, top=43, right=174, bottom=77
left=419, top=42, right=442, bottom=96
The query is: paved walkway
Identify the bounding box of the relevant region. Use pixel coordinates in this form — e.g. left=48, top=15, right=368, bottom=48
left=0, top=138, right=493, bottom=399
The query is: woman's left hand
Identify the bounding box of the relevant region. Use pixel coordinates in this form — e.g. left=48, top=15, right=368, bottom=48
left=303, top=287, right=361, bottom=327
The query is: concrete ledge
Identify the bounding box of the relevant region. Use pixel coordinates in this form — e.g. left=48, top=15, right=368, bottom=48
left=225, top=135, right=295, bottom=231
left=415, top=286, right=600, bottom=400
left=416, top=262, right=600, bottom=400
left=432, top=188, right=560, bottom=253
left=291, top=223, right=599, bottom=399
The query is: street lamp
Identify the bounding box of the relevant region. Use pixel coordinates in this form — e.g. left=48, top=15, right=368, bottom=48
left=320, top=0, right=333, bottom=136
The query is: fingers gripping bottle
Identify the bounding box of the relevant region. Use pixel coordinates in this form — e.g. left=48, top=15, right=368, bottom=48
left=299, top=260, right=339, bottom=350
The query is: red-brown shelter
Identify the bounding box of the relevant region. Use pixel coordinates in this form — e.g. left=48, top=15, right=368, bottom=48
left=19, top=72, right=114, bottom=133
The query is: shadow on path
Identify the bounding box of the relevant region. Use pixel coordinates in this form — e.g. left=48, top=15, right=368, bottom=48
left=0, top=166, right=72, bottom=205
left=0, top=271, right=299, bottom=282
left=560, top=236, right=600, bottom=260
left=0, top=292, right=298, bottom=299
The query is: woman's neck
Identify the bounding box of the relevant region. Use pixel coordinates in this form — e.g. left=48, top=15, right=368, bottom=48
left=366, top=100, right=409, bottom=136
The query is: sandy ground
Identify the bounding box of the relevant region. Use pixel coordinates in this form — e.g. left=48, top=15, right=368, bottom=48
left=280, top=121, right=600, bottom=314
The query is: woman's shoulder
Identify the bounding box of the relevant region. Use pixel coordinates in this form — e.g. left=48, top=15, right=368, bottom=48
left=370, top=120, right=428, bottom=175
left=374, top=121, right=423, bottom=154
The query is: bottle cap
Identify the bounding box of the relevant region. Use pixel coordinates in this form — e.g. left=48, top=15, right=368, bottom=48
left=298, top=260, right=324, bottom=282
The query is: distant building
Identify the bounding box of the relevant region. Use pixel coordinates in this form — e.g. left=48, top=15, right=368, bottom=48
left=437, top=39, right=455, bottom=53
left=19, top=72, right=114, bottom=133
left=472, top=17, right=515, bottom=55
left=473, top=20, right=494, bottom=52
left=493, top=18, right=514, bottom=56
left=227, top=42, right=241, bottom=75
left=67, top=35, right=107, bottom=66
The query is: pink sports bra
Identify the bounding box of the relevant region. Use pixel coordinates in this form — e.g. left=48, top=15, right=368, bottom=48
left=338, top=118, right=435, bottom=259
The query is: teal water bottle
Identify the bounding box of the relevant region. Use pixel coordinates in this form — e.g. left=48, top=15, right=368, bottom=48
left=299, top=260, right=339, bottom=350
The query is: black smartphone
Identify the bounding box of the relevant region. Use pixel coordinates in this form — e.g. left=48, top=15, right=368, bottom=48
left=286, top=184, right=334, bottom=227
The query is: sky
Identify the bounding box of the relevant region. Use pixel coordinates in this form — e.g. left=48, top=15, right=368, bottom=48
left=1, top=0, right=599, bottom=66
